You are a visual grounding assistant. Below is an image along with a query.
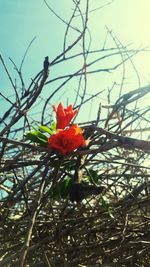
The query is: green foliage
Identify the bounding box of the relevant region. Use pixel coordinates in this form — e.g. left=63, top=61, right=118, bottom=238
left=100, top=196, right=114, bottom=219
left=51, top=177, right=72, bottom=199
left=61, top=160, right=76, bottom=171
left=39, top=125, right=54, bottom=135
left=24, top=130, right=48, bottom=145
left=86, top=169, right=99, bottom=184
left=51, top=121, right=56, bottom=131
left=24, top=122, right=56, bottom=145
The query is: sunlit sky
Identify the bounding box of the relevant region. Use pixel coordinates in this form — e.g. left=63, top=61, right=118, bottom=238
left=1, top=0, right=150, bottom=124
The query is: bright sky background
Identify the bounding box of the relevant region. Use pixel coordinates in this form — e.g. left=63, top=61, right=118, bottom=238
left=1, top=0, right=150, bottom=125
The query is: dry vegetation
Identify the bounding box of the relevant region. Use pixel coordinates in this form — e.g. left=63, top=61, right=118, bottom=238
left=0, top=1, right=150, bottom=266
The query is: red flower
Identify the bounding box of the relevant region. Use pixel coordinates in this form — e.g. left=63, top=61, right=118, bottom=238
left=48, top=124, right=86, bottom=155
left=53, top=103, right=78, bottom=129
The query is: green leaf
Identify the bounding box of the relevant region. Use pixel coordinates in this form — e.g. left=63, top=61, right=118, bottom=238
left=61, top=160, right=75, bottom=171
left=50, top=177, right=72, bottom=199
left=39, top=125, right=54, bottom=135
left=101, top=196, right=109, bottom=209
left=87, top=169, right=99, bottom=184
left=100, top=196, right=114, bottom=219
left=24, top=130, right=48, bottom=145
left=51, top=121, right=56, bottom=131
left=60, top=177, right=72, bottom=198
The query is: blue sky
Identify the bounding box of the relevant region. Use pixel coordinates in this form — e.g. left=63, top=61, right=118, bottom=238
left=1, top=0, right=150, bottom=126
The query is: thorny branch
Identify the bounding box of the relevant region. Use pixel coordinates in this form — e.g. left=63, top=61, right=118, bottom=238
left=0, top=1, right=150, bottom=267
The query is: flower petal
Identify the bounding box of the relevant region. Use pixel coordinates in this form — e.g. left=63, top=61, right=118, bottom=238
left=53, top=103, right=78, bottom=129
left=48, top=124, right=86, bottom=155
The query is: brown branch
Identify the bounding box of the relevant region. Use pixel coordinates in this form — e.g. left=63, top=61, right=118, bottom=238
left=17, top=166, right=48, bottom=267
